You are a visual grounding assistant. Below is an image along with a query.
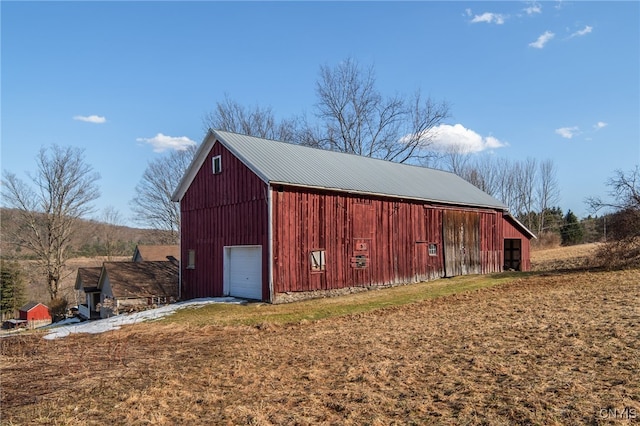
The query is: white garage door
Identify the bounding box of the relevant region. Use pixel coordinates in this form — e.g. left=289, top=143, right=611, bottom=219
left=226, top=246, right=262, bottom=300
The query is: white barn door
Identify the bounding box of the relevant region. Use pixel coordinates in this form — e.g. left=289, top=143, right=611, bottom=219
left=224, top=246, right=263, bottom=300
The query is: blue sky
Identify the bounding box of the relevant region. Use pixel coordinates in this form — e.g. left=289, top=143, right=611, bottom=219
left=2, top=1, right=639, bottom=227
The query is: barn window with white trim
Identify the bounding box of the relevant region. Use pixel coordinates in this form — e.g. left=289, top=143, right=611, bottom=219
left=212, top=155, right=222, bottom=174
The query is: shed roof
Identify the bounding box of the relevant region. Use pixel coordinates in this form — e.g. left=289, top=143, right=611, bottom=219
left=75, top=267, right=103, bottom=291
left=19, top=301, right=47, bottom=312
left=99, top=261, right=178, bottom=299
left=132, top=245, right=180, bottom=262
left=172, top=130, right=507, bottom=210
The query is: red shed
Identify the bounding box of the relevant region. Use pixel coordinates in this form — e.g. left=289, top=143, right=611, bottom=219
left=172, top=130, right=535, bottom=302
left=18, top=302, right=52, bottom=328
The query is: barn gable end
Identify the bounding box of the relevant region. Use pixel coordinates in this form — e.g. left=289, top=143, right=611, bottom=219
left=178, top=139, right=269, bottom=300
left=503, top=215, right=534, bottom=272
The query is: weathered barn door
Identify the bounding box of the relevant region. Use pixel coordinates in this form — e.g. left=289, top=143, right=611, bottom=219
left=442, top=210, right=481, bottom=277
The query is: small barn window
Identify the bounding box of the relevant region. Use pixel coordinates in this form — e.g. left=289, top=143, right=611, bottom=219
left=310, top=250, right=326, bottom=271
left=428, top=244, right=438, bottom=256
left=187, top=249, right=196, bottom=269
left=212, top=155, right=222, bottom=174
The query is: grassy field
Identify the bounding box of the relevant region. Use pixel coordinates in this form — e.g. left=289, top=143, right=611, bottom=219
left=2, top=245, right=639, bottom=425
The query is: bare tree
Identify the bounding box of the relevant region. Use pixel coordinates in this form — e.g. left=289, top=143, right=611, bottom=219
left=204, top=58, right=449, bottom=164
left=313, top=58, right=450, bottom=163
left=587, top=166, right=640, bottom=240
left=518, top=158, right=538, bottom=230
left=453, top=155, right=519, bottom=210
left=2, top=145, right=100, bottom=300
left=440, top=143, right=470, bottom=176
left=448, top=152, right=502, bottom=197
left=536, top=159, right=560, bottom=234
left=588, top=166, right=640, bottom=212
left=587, top=167, right=640, bottom=268
left=100, top=205, right=123, bottom=260
left=130, top=145, right=197, bottom=242
left=443, top=153, right=559, bottom=233
left=204, top=95, right=300, bottom=142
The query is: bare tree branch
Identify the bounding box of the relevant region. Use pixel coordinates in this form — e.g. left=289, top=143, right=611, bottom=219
left=1, top=146, right=100, bottom=300
left=536, top=159, right=560, bottom=234
left=130, top=146, right=196, bottom=242
left=203, top=95, right=299, bottom=142
left=313, top=58, right=450, bottom=163
left=203, top=58, right=449, bottom=165
left=587, top=166, right=640, bottom=213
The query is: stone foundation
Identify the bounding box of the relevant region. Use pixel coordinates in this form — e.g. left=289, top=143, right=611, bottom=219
left=272, top=278, right=435, bottom=304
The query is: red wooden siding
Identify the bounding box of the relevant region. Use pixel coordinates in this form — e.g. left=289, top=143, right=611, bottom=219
left=19, top=304, right=51, bottom=322
left=480, top=210, right=504, bottom=274
left=271, top=187, right=506, bottom=294
left=503, top=216, right=531, bottom=271
left=179, top=142, right=269, bottom=299
left=179, top=142, right=533, bottom=301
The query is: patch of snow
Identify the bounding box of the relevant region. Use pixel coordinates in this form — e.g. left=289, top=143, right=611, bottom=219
left=41, top=317, right=81, bottom=328
left=43, top=297, right=245, bottom=340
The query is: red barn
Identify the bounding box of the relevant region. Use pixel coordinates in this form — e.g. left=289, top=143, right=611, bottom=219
left=172, top=130, right=535, bottom=303
left=18, top=302, right=52, bottom=328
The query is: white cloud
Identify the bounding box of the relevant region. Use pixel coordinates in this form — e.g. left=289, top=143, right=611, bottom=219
left=136, top=133, right=196, bottom=152
left=470, top=12, right=506, bottom=25
left=529, top=31, right=555, bottom=48
left=555, top=126, right=580, bottom=139
left=570, top=25, right=593, bottom=38
left=73, top=115, right=106, bottom=124
left=422, top=124, right=508, bottom=154
left=524, top=2, right=542, bottom=15
left=594, top=121, right=608, bottom=130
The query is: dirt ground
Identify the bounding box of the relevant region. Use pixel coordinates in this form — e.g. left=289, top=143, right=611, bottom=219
left=2, top=255, right=639, bottom=425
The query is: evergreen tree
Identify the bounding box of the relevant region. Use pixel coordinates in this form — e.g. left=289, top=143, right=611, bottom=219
left=561, top=210, right=584, bottom=246
left=543, top=207, right=565, bottom=234
left=0, top=260, right=26, bottom=319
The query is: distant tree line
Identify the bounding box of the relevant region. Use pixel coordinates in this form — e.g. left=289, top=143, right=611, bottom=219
left=435, top=148, right=560, bottom=238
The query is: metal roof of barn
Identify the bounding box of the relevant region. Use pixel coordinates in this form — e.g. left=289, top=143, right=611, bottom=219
left=172, top=130, right=508, bottom=210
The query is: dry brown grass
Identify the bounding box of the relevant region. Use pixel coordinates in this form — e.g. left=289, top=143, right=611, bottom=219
left=531, top=243, right=600, bottom=272
left=593, top=238, right=640, bottom=271
left=2, top=263, right=639, bottom=425
left=15, top=256, right=131, bottom=303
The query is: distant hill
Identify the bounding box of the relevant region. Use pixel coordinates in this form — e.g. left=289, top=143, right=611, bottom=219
left=0, top=208, right=175, bottom=260
left=1, top=208, right=177, bottom=303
